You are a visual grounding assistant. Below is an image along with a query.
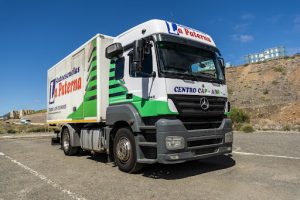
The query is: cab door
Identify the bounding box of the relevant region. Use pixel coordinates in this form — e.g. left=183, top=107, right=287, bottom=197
left=122, top=41, right=170, bottom=117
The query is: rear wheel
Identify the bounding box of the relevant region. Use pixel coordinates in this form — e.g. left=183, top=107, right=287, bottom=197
left=61, top=128, right=80, bottom=156
left=113, top=127, right=143, bottom=173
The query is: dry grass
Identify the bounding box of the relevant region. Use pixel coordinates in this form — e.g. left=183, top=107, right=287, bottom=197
left=0, top=121, right=59, bottom=134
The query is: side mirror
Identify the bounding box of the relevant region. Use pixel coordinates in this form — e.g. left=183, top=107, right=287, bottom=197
left=218, top=57, right=225, bottom=68
left=105, top=43, right=123, bottom=59
left=218, top=57, right=225, bottom=74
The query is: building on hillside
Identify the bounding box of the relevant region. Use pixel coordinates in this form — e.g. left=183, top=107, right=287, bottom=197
left=225, top=62, right=232, bottom=68
left=244, top=46, right=286, bottom=64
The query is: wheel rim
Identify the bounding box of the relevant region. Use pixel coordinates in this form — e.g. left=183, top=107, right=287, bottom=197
left=63, top=132, right=70, bottom=152
left=116, top=137, right=131, bottom=163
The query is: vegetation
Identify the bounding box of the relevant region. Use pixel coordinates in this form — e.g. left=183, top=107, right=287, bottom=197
left=7, top=129, right=17, bottom=134
left=233, top=123, right=243, bottom=131
left=263, top=89, right=269, bottom=95
left=230, top=107, right=250, bottom=124
left=272, top=80, right=279, bottom=85
left=229, top=108, right=255, bottom=132
left=28, top=109, right=47, bottom=115
left=0, top=127, right=6, bottom=134
left=272, top=66, right=285, bottom=73
left=0, top=122, right=58, bottom=134
left=240, top=124, right=255, bottom=133
left=260, top=96, right=271, bottom=102
left=282, top=124, right=291, bottom=131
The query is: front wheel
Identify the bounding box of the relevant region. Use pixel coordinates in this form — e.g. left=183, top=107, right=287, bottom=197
left=61, top=128, right=80, bottom=156
left=113, top=127, right=143, bottom=173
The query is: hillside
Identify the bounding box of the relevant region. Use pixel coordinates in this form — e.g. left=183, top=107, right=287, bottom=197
left=226, top=55, right=300, bottom=130
left=25, top=112, right=46, bottom=123
left=4, top=111, right=46, bottom=124
left=2, top=56, right=299, bottom=130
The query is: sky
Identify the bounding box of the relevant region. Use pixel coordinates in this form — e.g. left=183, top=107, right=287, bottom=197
left=0, top=0, right=299, bottom=115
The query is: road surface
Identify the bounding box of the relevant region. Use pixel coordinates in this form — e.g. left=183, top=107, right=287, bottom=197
left=0, top=131, right=299, bottom=200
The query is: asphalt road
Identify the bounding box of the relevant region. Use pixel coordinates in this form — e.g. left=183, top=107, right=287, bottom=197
left=0, top=132, right=299, bottom=200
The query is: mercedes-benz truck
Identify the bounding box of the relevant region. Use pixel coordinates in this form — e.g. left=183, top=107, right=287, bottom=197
left=47, top=19, right=233, bottom=173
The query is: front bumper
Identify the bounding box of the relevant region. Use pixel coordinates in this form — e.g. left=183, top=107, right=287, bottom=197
left=155, top=118, right=233, bottom=164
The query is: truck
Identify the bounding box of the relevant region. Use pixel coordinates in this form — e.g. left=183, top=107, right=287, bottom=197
left=47, top=19, right=233, bottom=173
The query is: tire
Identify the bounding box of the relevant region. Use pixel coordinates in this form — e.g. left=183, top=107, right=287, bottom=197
left=61, top=128, right=80, bottom=156
left=113, top=127, right=143, bottom=173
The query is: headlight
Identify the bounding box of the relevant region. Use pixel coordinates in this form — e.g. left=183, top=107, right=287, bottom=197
left=225, top=132, right=233, bottom=143
left=166, top=136, right=185, bottom=150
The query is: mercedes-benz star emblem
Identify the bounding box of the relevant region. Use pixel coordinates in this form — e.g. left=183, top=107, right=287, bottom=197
left=200, top=97, right=209, bottom=110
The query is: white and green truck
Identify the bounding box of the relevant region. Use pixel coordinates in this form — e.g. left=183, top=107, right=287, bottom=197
left=47, top=19, right=233, bottom=173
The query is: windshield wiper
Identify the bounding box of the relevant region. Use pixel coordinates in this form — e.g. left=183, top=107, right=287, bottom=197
left=163, top=71, right=198, bottom=81
left=191, top=73, right=224, bottom=83
left=162, top=69, right=223, bottom=83
left=165, top=66, right=188, bottom=73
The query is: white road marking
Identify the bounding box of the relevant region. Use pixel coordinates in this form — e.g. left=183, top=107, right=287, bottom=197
left=0, top=134, right=53, bottom=140
left=233, top=146, right=241, bottom=151
left=0, top=152, right=87, bottom=200
left=233, top=151, right=300, bottom=160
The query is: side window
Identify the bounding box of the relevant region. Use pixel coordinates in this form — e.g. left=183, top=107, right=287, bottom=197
left=115, top=57, right=124, bottom=80
left=129, top=49, right=153, bottom=77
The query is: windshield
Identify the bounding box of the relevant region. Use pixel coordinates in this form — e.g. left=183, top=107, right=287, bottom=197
left=157, top=41, right=225, bottom=82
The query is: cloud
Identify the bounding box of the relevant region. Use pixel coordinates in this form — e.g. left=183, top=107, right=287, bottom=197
left=241, top=13, right=255, bottom=20
left=209, top=17, right=227, bottom=25
left=269, top=15, right=283, bottom=24
left=233, top=13, right=254, bottom=32
left=232, top=34, right=254, bottom=43
left=293, top=15, right=300, bottom=31
left=233, top=23, right=250, bottom=32
left=294, top=15, right=300, bottom=24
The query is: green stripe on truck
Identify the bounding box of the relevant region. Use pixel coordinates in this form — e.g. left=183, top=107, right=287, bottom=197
left=67, top=39, right=98, bottom=120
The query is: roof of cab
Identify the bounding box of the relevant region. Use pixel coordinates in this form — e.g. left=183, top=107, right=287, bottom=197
left=114, top=19, right=216, bottom=47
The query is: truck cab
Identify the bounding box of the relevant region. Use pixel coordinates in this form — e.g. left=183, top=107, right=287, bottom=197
left=104, top=20, right=233, bottom=171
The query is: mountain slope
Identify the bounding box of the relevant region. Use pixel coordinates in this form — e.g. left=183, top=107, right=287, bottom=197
left=226, top=55, right=300, bottom=129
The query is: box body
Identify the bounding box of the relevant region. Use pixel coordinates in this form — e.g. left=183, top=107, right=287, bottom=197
left=47, top=35, right=113, bottom=123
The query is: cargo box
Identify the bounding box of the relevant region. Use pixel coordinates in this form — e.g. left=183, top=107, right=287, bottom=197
left=47, top=34, right=114, bottom=124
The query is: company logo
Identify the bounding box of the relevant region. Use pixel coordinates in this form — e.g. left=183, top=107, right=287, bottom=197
left=174, top=86, right=221, bottom=95
left=200, top=97, right=209, bottom=111
left=166, top=21, right=179, bottom=35
left=165, top=21, right=212, bottom=43
left=174, top=86, right=197, bottom=93
left=49, top=79, right=56, bottom=104
left=48, top=67, right=81, bottom=104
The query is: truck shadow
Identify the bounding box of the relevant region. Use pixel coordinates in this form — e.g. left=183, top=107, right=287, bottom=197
left=55, top=146, right=235, bottom=179
left=141, top=155, right=235, bottom=180
left=85, top=152, right=110, bottom=163
left=84, top=152, right=235, bottom=180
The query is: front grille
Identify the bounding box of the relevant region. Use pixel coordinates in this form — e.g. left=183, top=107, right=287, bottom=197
left=187, top=138, right=223, bottom=147
left=168, top=94, right=226, bottom=130
left=194, top=147, right=218, bottom=155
